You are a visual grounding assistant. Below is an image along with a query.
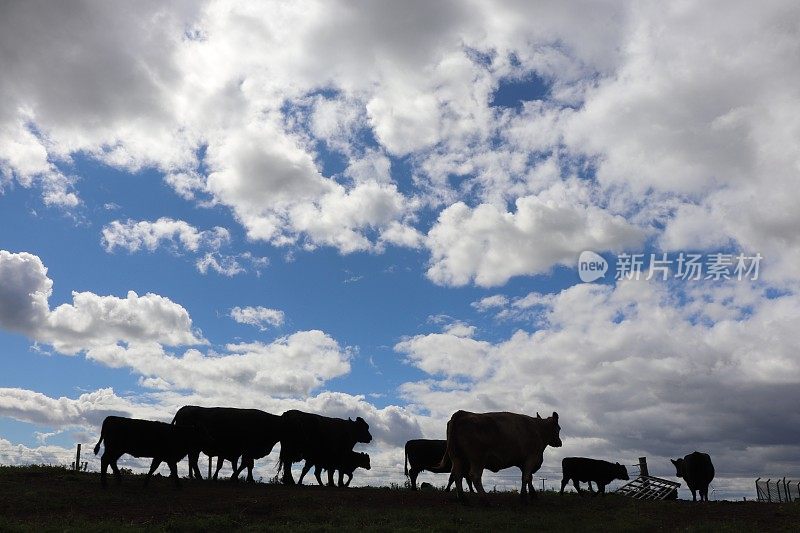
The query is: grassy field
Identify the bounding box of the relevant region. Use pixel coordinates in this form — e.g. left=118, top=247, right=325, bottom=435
left=0, top=466, right=797, bottom=532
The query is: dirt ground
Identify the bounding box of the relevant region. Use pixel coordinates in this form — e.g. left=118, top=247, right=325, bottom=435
left=0, top=466, right=797, bottom=531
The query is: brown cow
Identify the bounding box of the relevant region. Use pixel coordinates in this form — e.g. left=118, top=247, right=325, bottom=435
left=441, top=410, right=562, bottom=504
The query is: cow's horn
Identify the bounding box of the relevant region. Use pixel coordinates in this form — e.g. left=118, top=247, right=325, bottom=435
left=536, top=412, right=541, bottom=419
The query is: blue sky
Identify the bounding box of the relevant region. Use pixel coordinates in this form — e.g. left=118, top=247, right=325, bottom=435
left=1, top=0, right=800, bottom=499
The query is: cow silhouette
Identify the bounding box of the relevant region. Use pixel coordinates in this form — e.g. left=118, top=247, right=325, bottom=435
left=671, top=451, right=715, bottom=501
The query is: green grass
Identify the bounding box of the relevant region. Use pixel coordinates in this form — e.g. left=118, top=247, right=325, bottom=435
left=0, top=465, right=797, bottom=531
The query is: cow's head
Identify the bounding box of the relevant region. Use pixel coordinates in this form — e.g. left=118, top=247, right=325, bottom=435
left=671, top=458, right=685, bottom=478
left=355, top=452, right=371, bottom=470
left=548, top=411, right=562, bottom=448
left=616, top=462, right=630, bottom=481
left=349, top=416, right=372, bottom=444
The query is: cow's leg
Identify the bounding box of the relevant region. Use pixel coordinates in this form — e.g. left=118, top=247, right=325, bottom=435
left=231, top=457, right=243, bottom=481
left=410, top=468, right=420, bottom=490
left=691, top=487, right=697, bottom=501
left=281, top=459, right=295, bottom=485
left=587, top=480, right=595, bottom=493
left=108, top=454, right=123, bottom=486
left=445, top=472, right=454, bottom=492
left=188, top=451, right=201, bottom=480
left=213, top=456, right=225, bottom=480
left=451, top=457, right=467, bottom=503
left=314, top=465, right=325, bottom=487
left=327, top=468, right=335, bottom=487
left=559, top=476, right=569, bottom=495
left=229, top=457, right=245, bottom=482
left=246, top=458, right=255, bottom=483
left=338, top=470, right=345, bottom=488
left=298, top=461, right=312, bottom=485
left=520, top=464, right=537, bottom=502
left=344, top=473, right=352, bottom=487
left=144, top=458, right=161, bottom=487
left=573, top=479, right=583, bottom=494
left=100, top=454, right=110, bottom=487
left=110, top=462, right=122, bottom=485
left=469, top=464, right=489, bottom=506
left=525, top=456, right=542, bottom=501
left=520, top=469, right=529, bottom=502
left=168, top=461, right=181, bottom=488
left=598, top=483, right=606, bottom=496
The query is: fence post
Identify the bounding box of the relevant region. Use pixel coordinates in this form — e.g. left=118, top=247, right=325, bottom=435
left=766, top=478, right=772, bottom=503
left=638, top=457, right=649, bottom=477
left=75, top=443, right=81, bottom=472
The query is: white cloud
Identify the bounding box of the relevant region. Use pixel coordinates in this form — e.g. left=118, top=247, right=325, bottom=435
left=102, top=219, right=268, bottom=277
left=0, top=250, right=203, bottom=353
left=426, top=182, right=646, bottom=287
left=0, top=0, right=798, bottom=283
left=195, top=252, right=245, bottom=277
left=102, top=218, right=230, bottom=253
left=230, top=306, right=285, bottom=330
left=471, top=294, right=509, bottom=312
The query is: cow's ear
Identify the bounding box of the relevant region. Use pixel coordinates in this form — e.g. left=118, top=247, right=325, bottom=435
left=536, top=412, right=541, bottom=419
left=670, top=459, right=678, bottom=466
left=552, top=411, right=558, bottom=421
left=348, top=417, right=353, bottom=421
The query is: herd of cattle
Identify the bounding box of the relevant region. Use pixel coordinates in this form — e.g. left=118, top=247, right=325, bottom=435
left=93, top=407, right=715, bottom=503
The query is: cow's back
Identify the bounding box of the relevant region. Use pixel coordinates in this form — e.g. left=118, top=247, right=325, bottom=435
left=174, top=406, right=281, bottom=458
left=562, top=457, right=619, bottom=483
left=103, top=417, right=188, bottom=461
left=450, top=411, right=543, bottom=469
left=684, top=452, right=715, bottom=486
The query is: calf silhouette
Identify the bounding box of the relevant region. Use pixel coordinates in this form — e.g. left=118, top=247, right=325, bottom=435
left=559, top=457, right=629, bottom=495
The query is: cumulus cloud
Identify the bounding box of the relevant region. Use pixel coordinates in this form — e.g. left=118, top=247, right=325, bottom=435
left=230, top=306, right=285, bottom=330
left=0, top=387, right=157, bottom=428
left=101, top=218, right=268, bottom=277
left=426, top=182, right=646, bottom=287
left=0, top=250, right=202, bottom=353
left=1, top=0, right=799, bottom=283
left=101, top=218, right=230, bottom=254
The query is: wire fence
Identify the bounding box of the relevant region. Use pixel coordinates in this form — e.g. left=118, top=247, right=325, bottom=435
left=755, top=478, right=800, bottom=503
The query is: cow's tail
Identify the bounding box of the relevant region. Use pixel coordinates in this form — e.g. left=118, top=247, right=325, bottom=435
left=435, top=418, right=455, bottom=471
left=276, top=448, right=285, bottom=476
left=93, top=433, right=104, bottom=455
left=404, top=444, right=408, bottom=477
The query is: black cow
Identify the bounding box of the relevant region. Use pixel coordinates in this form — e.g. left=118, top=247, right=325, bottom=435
left=93, top=415, right=206, bottom=487
left=559, top=457, right=629, bottom=495
left=299, top=451, right=371, bottom=487
left=278, top=409, right=372, bottom=486
left=404, top=439, right=474, bottom=492
left=671, top=451, right=715, bottom=501
left=172, top=406, right=282, bottom=482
